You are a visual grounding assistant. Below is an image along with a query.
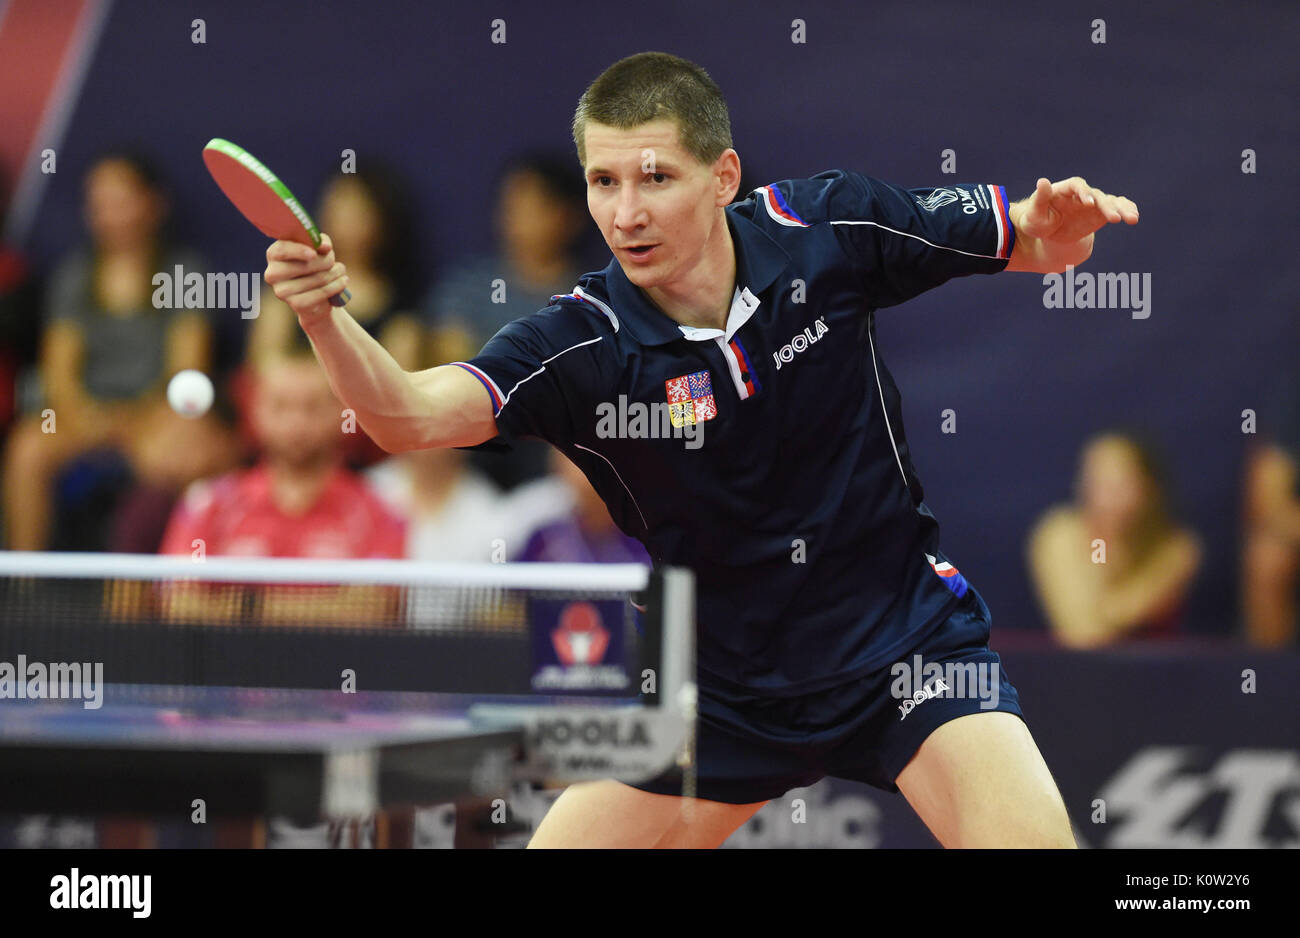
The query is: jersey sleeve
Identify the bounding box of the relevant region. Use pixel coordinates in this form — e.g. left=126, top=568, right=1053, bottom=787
left=794, top=170, right=1016, bottom=308
left=452, top=308, right=593, bottom=448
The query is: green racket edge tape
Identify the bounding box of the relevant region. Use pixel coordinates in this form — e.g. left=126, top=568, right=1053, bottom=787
left=204, top=137, right=324, bottom=247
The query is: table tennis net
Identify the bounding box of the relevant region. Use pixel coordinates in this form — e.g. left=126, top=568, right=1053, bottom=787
left=0, top=553, right=665, bottom=700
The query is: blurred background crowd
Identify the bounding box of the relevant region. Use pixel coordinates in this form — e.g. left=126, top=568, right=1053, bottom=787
left=1, top=0, right=1295, bottom=657
left=0, top=148, right=1296, bottom=650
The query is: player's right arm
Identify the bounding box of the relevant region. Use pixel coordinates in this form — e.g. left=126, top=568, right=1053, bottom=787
left=264, top=237, right=496, bottom=452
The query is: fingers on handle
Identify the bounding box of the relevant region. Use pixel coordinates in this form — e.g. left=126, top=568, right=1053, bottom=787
left=288, top=276, right=348, bottom=316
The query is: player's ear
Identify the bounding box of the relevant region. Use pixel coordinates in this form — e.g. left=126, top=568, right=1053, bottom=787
left=713, top=149, right=741, bottom=206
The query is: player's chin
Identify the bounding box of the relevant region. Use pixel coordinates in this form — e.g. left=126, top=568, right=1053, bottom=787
left=618, top=256, right=666, bottom=287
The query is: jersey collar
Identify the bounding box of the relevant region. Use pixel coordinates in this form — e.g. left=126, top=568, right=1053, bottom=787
left=603, top=205, right=791, bottom=347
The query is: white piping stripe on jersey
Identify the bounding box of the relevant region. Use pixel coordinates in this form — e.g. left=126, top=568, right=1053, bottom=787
left=987, top=184, right=1006, bottom=258
left=572, top=285, right=619, bottom=331
left=829, top=219, right=1005, bottom=261
left=867, top=320, right=909, bottom=488
left=573, top=443, right=649, bottom=531
left=498, top=336, right=603, bottom=413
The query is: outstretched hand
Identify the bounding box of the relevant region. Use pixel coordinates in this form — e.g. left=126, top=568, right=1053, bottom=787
left=1007, top=177, right=1139, bottom=272
left=1015, top=176, right=1139, bottom=243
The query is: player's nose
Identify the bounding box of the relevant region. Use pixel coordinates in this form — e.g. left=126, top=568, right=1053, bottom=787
left=612, top=189, right=648, bottom=232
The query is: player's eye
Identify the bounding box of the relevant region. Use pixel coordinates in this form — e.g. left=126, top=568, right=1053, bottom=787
left=649, top=172, right=668, bottom=184
left=592, top=176, right=614, bottom=187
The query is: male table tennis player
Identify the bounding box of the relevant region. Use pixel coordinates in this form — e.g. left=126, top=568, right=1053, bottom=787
left=265, top=52, right=1138, bottom=848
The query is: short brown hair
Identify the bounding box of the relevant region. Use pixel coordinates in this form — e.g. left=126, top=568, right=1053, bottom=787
left=572, top=52, right=733, bottom=168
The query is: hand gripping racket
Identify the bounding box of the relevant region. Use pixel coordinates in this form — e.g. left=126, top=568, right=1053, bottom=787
left=202, top=138, right=351, bottom=306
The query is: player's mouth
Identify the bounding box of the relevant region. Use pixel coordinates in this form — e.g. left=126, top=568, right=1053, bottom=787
left=621, top=243, right=659, bottom=263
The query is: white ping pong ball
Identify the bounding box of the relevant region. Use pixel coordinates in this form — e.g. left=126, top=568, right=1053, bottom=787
left=167, top=369, right=214, bottom=418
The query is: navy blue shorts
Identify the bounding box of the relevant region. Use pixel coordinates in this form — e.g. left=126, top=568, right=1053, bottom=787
left=629, top=586, right=1024, bottom=804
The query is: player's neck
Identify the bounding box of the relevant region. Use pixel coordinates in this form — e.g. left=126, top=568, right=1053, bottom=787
left=644, top=213, right=735, bottom=332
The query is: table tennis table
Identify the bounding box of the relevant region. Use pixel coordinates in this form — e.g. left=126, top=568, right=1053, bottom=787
left=0, top=554, right=697, bottom=834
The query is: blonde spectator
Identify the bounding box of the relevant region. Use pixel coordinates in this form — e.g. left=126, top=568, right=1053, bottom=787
left=1028, top=432, right=1201, bottom=647
left=1241, top=377, right=1300, bottom=646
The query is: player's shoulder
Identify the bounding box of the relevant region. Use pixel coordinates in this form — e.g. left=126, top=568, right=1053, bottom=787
left=732, top=169, right=874, bottom=230
left=487, top=271, right=621, bottom=359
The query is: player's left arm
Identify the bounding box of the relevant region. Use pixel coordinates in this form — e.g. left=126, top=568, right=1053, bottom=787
left=1004, top=176, right=1139, bottom=273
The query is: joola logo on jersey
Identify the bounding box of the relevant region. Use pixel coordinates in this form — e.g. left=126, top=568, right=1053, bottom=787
left=898, top=677, right=949, bottom=720
left=772, top=316, right=829, bottom=370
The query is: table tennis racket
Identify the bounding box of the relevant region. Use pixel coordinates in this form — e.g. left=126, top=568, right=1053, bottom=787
left=202, top=138, right=351, bottom=307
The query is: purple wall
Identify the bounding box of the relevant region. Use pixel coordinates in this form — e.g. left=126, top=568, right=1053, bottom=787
left=15, top=0, right=1300, bottom=635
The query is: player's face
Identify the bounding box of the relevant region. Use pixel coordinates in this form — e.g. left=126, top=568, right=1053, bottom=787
left=583, top=119, right=735, bottom=290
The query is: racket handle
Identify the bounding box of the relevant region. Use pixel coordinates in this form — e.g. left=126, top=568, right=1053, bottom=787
left=329, top=288, right=352, bottom=308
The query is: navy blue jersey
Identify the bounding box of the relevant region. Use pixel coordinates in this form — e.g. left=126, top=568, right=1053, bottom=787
left=455, top=170, right=1016, bottom=696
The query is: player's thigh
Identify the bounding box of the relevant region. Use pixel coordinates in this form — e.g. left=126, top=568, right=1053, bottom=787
left=528, top=779, right=764, bottom=848
left=650, top=795, right=766, bottom=849
left=895, top=711, right=1075, bottom=848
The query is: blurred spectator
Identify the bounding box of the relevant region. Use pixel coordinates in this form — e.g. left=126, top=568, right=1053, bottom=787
left=1241, top=375, right=1300, bottom=646
left=108, top=391, right=244, bottom=553
left=517, top=448, right=651, bottom=565
left=365, top=447, right=503, bottom=562
left=365, top=447, right=571, bottom=563
left=243, top=163, right=426, bottom=469
left=2, top=151, right=220, bottom=550
left=425, top=152, right=588, bottom=490
left=159, top=348, right=404, bottom=562
left=1027, top=431, right=1201, bottom=647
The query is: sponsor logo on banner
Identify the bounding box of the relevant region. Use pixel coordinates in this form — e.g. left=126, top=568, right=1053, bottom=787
left=529, top=599, right=629, bottom=691
left=1097, top=746, right=1300, bottom=848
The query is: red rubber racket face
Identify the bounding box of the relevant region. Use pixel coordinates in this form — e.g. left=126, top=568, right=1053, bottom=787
left=201, top=138, right=321, bottom=247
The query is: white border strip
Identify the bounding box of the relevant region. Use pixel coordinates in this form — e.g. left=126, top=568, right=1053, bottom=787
left=867, top=321, right=909, bottom=487
left=830, top=218, right=1003, bottom=261
left=2, top=0, right=114, bottom=245
left=987, top=184, right=1006, bottom=258
left=0, top=551, right=650, bottom=590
